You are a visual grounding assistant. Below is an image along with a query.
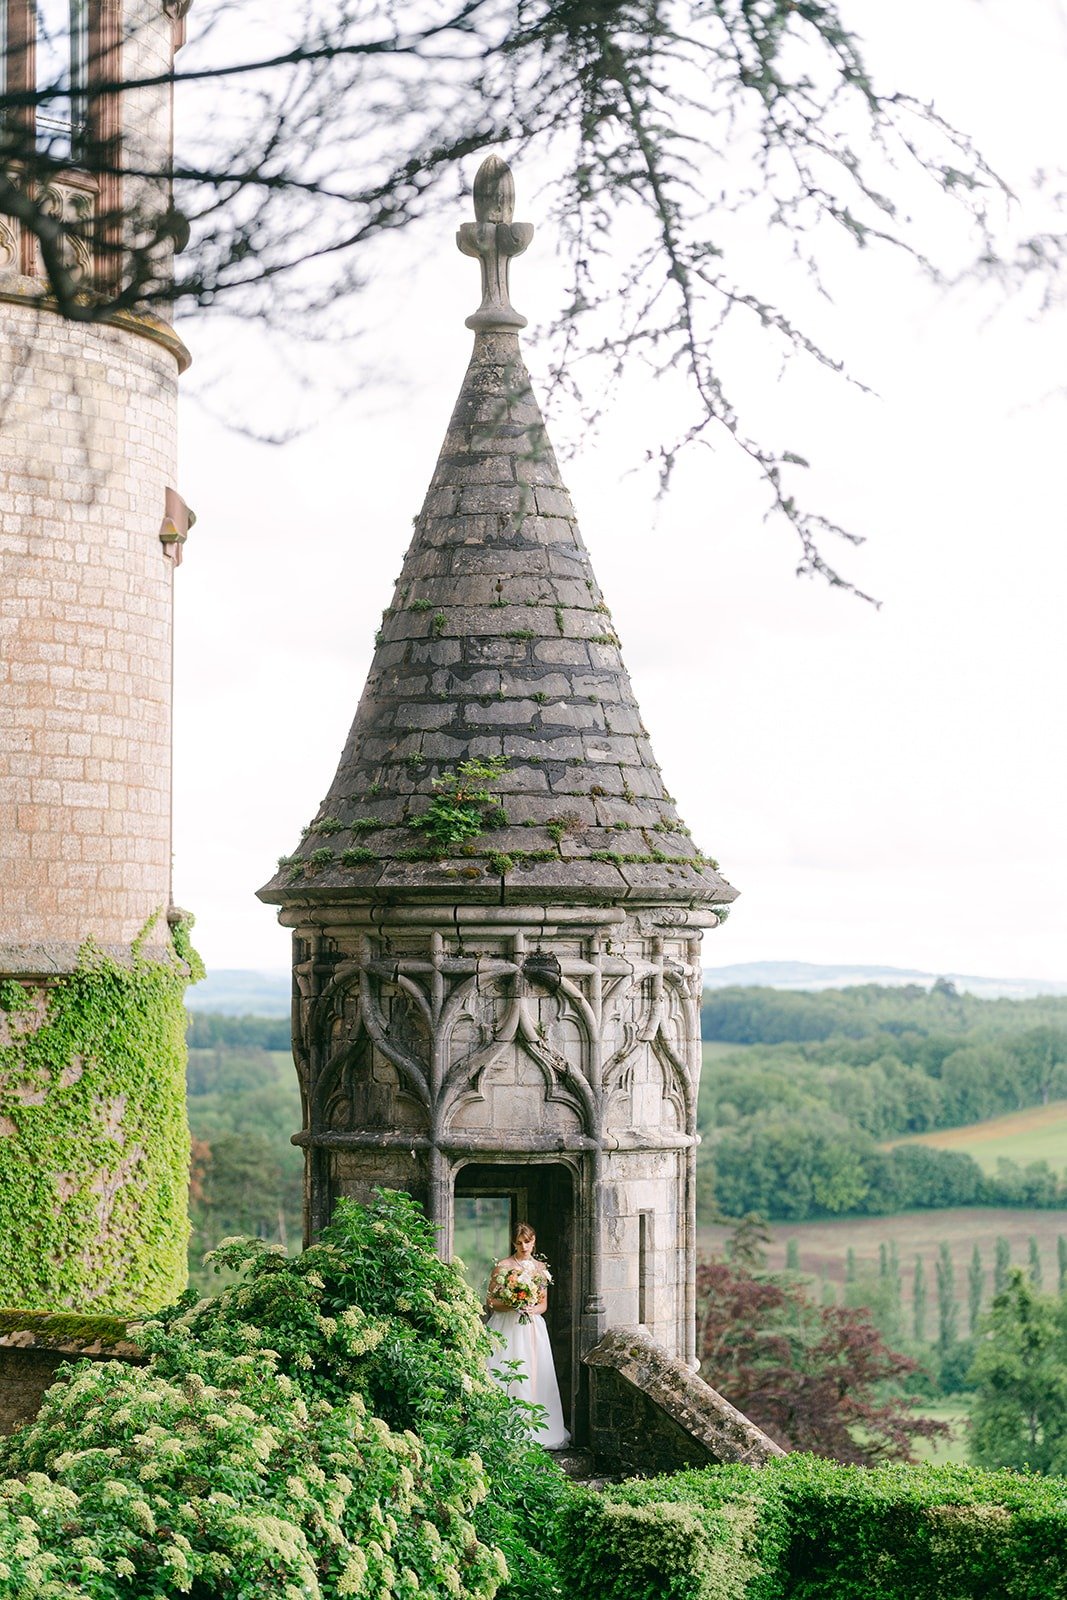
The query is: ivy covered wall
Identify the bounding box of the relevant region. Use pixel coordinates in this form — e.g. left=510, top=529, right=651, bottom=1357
left=0, top=916, right=202, bottom=1314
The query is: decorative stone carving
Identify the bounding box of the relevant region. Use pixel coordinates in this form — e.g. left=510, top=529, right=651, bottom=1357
left=288, top=913, right=703, bottom=1370
left=0, top=219, right=19, bottom=274
left=457, top=155, right=534, bottom=331
left=36, top=182, right=95, bottom=283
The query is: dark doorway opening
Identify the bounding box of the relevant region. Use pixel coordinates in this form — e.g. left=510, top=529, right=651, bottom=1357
left=454, top=1161, right=579, bottom=1441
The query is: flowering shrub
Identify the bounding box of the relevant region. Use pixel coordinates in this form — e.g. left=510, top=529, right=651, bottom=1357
left=0, top=1189, right=569, bottom=1599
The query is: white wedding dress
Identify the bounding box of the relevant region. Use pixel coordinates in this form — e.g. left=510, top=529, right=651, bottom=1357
left=486, top=1305, right=571, bottom=1449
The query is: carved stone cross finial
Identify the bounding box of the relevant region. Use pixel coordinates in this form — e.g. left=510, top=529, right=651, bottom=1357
left=457, top=155, right=534, bottom=332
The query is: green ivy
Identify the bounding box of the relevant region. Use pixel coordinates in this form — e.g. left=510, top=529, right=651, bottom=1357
left=0, top=914, right=203, bottom=1315
left=0, top=982, right=33, bottom=1015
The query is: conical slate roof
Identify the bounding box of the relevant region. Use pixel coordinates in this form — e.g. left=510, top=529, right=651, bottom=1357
left=259, top=158, right=735, bottom=911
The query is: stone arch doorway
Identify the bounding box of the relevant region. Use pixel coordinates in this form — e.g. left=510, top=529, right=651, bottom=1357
left=453, top=1160, right=582, bottom=1442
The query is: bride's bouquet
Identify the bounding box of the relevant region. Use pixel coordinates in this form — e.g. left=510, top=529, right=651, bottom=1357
left=493, top=1261, right=552, bottom=1324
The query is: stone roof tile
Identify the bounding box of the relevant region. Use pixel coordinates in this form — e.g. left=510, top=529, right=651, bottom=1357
left=259, top=157, right=735, bottom=911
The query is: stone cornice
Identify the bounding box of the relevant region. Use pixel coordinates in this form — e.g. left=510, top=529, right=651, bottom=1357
left=0, top=275, right=191, bottom=371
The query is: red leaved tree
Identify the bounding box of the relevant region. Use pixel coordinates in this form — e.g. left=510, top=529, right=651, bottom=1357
left=696, top=1248, right=948, bottom=1465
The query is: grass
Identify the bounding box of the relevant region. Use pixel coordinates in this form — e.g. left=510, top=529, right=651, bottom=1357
left=910, top=1398, right=973, bottom=1466
left=886, top=1099, right=1067, bottom=1174
left=702, top=1040, right=750, bottom=1062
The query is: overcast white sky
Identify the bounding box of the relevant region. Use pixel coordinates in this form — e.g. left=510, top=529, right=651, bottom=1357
left=171, top=0, right=1067, bottom=983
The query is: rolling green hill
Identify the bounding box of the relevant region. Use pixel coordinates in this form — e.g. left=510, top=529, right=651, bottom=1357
left=888, top=1101, right=1067, bottom=1175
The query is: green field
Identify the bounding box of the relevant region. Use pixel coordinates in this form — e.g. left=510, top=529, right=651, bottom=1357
left=910, top=1399, right=973, bottom=1466
left=887, top=1100, right=1067, bottom=1174
left=702, top=1040, right=749, bottom=1062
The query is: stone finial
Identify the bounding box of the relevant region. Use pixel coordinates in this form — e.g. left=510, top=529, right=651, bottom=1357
left=457, top=155, right=534, bottom=332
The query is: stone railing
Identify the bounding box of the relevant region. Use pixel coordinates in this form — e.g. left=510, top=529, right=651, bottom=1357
left=584, top=1326, right=784, bottom=1477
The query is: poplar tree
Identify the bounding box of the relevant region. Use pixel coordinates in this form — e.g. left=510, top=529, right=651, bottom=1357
left=968, top=1244, right=984, bottom=1338
left=1029, top=1237, right=1044, bottom=1289
left=935, top=1243, right=958, bottom=1357
left=913, top=1257, right=927, bottom=1344
left=995, top=1237, right=1011, bottom=1296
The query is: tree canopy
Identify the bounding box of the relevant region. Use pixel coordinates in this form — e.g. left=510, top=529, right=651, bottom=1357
left=2, top=0, right=1049, bottom=591
left=969, top=1271, right=1067, bottom=1475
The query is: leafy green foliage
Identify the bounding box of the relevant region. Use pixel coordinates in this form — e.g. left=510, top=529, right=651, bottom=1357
left=0, top=1312, right=130, bottom=1348
left=187, top=1012, right=291, bottom=1051
left=969, top=1271, right=1067, bottom=1475
left=0, top=981, right=34, bottom=1014
left=185, top=1043, right=302, bottom=1290
left=0, top=918, right=201, bottom=1313
left=557, top=1456, right=1067, bottom=1600
left=0, top=1341, right=499, bottom=1600
left=702, top=984, right=1067, bottom=1047
left=699, top=987, right=1067, bottom=1222
left=407, top=757, right=510, bottom=855
left=176, top=1192, right=570, bottom=1596
left=0, top=1191, right=570, bottom=1599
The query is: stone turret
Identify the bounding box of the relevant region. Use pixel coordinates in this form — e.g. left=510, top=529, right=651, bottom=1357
left=259, top=156, right=736, bottom=1440
left=0, top=1, right=195, bottom=1313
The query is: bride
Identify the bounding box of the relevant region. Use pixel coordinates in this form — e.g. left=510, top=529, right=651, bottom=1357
left=485, top=1223, right=571, bottom=1449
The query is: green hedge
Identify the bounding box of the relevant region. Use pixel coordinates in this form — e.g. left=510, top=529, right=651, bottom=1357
left=557, top=1457, right=1067, bottom=1600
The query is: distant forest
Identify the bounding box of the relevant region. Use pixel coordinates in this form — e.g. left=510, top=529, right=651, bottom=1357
left=699, top=984, right=1067, bottom=1221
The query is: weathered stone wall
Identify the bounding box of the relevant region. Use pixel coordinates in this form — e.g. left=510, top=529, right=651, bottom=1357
left=0, top=299, right=180, bottom=969
left=0, top=1324, right=143, bottom=1436
left=584, top=1328, right=784, bottom=1477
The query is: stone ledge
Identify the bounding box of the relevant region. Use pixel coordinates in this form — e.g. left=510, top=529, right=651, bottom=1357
left=0, top=275, right=191, bottom=371
left=0, top=1314, right=145, bottom=1437
left=0, top=1311, right=143, bottom=1361
left=584, top=1326, right=784, bottom=1476
left=0, top=942, right=172, bottom=977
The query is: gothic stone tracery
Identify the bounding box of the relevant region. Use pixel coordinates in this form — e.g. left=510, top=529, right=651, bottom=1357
left=289, top=909, right=706, bottom=1362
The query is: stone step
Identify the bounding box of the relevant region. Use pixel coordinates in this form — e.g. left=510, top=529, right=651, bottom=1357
left=548, top=1447, right=597, bottom=1479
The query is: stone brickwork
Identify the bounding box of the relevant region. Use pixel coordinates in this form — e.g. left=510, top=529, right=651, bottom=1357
left=0, top=5, right=191, bottom=1315
left=122, top=0, right=181, bottom=312
left=585, top=1328, right=784, bottom=1477
left=0, top=298, right=180, bottom=969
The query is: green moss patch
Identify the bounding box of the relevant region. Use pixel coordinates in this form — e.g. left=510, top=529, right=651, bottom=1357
left=0, top=1311, right=134, bottom=1351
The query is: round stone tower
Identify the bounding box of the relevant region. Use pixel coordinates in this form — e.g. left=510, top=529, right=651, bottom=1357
left=259, top=157, right=737, bottom=1438
left=0, top=1, right=196, bottom=1312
